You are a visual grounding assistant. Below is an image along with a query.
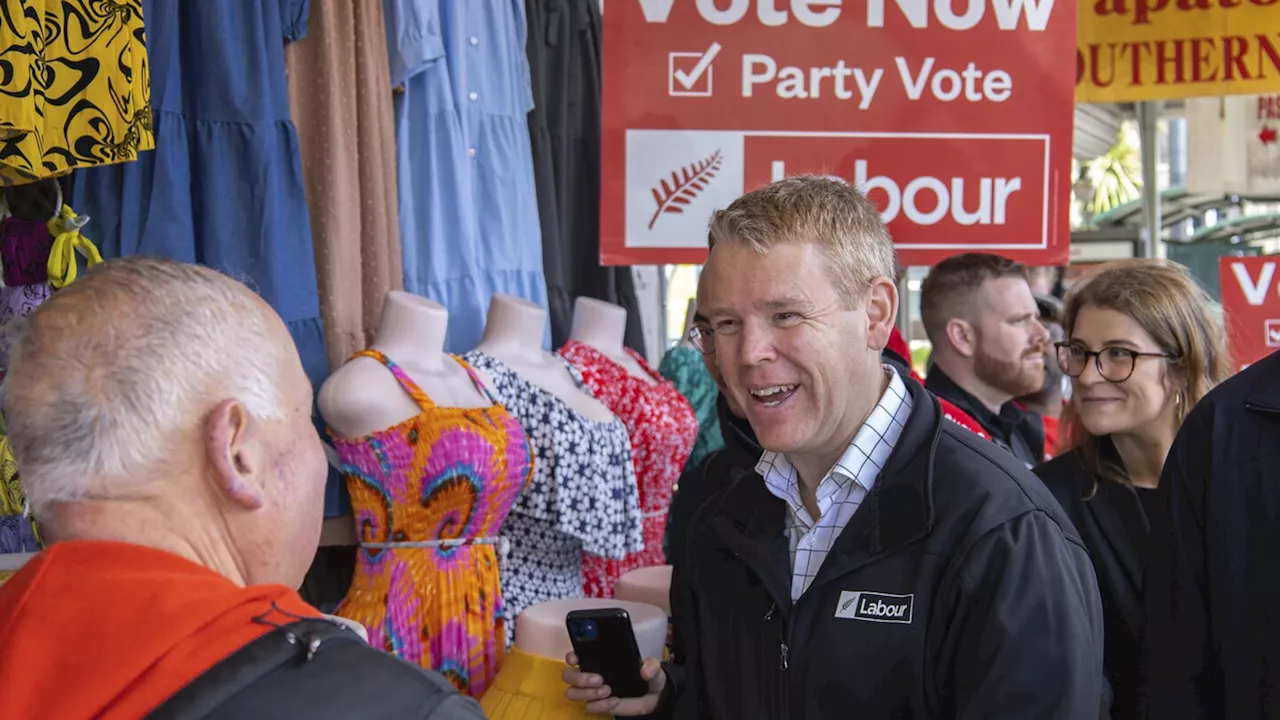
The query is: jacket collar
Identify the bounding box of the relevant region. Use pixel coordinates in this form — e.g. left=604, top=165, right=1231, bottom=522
left=1246, top=351, right=1280, bottom=413
left=710, top=373, right=940, bottom=610
left=716, top=392, right=761, bottom=458
left=925, top=367, right=1044, bottom=464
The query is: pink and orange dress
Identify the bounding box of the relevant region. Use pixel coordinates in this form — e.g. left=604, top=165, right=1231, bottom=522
left=329, top=350, right=533, bottom=698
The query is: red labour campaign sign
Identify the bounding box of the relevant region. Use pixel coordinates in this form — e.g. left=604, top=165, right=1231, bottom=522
left=1219, top=256, right=1280, bottom=371
left=600, top=0, right=1076, bottom=267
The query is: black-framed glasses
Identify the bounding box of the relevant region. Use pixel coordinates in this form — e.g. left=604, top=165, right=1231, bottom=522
left=686, top=326, right=715, bottom=354
left=1055, top=342, right=1176, bottom=383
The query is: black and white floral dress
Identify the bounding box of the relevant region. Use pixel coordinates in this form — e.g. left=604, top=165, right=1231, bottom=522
left=463, top=351, right=643, bottom=645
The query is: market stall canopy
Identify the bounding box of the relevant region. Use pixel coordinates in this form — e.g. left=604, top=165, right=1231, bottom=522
left=1074, top=103, right=1125, bottom=161
left=1092, top=186, right=1280, bottom=230
left=1188, top=214, right=1280, bottom=245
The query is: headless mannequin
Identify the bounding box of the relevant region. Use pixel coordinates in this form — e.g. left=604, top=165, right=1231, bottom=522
left=319, top=291, right=491, bottom=440
left=472, top=293, right=615, bottom=422
left=614, top=566, right=673, bottom=616
left=569, top=297, right=655, bottom=383
left=515, top=598, right=667, bottom=662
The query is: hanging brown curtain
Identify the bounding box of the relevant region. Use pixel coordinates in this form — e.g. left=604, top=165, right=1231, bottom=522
left=286, top=0, right=402, bottom=370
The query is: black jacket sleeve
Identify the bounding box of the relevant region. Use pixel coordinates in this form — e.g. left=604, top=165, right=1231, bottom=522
left=938, top=511, right=1105, bottom=719
left=1142, top=405, right=1218, bottom=719
left=642, top=477, right=723, bottom=720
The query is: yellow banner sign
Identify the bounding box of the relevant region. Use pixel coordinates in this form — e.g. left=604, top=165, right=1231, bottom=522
left=1077, top=0, right=1280, bottom=103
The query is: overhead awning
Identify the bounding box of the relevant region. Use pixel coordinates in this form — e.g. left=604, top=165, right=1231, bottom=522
left=1187, top=213, right=1280, bottom=244
left=1091, top=186, right=1280, bottom=229
left=1074, top=103, right=1125, bottom=161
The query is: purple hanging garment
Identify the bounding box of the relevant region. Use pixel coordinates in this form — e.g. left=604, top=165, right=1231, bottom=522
left=1, top=216, right=54, bottom=287
left=0, top=282, right=53, bottom=323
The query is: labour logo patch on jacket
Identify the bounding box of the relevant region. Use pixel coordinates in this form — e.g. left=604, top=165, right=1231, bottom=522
left=834, top=591, right=914, bottom=624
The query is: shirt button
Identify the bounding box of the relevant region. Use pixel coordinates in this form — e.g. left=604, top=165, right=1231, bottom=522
left=467, top=147, right=477, bottom=158
left=468, top=91, right=479, bottom=102
left=469, top=36, right=479, bottom=46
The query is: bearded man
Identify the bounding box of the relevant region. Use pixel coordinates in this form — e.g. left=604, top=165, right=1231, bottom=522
left=920, top=253, right=1049, bottom=468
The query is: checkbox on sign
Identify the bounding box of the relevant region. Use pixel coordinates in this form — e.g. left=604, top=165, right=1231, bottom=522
left=669, top=42, right=722, bottom=97
left=1266, top=319, right=1280, bottom=348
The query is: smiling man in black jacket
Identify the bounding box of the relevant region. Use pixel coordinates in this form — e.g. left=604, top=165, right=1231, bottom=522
left=564, top=176, right=1103, bottom=718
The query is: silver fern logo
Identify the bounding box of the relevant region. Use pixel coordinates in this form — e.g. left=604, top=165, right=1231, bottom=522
left=647, top=150, right=724, bottom=230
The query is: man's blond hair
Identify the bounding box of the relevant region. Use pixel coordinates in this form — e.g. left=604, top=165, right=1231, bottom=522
left=706, top=175, right=897, bottom=304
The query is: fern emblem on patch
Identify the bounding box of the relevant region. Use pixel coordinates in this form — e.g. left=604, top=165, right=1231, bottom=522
left=648, top=150, right=724, bottom=230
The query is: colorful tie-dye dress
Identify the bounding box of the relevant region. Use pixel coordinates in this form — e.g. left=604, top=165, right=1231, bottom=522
left=329, top=350, right=534, bottom=698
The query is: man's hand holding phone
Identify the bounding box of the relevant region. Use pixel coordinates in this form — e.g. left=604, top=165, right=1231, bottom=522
left=562, top=652, right=666, bottom=716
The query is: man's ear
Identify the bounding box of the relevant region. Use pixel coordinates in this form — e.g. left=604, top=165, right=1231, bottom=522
left=864, top=276, right=897, bottom=351
left=205, top=399, right=265, bottom=510
left=946, top=318, right=977, bottom=359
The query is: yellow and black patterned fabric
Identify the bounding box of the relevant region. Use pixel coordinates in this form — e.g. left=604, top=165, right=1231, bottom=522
left=0, top=0, right=154, bottom=185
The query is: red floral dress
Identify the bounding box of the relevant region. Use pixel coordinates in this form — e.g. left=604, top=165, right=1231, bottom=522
left=557, top=340, right=698, bottom=597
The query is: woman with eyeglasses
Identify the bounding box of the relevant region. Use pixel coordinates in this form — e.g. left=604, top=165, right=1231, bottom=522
left=1034, top=259, right=1232, bottom=720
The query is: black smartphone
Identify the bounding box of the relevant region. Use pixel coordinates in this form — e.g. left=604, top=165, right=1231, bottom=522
left=565, top=607, right=649, bottom=698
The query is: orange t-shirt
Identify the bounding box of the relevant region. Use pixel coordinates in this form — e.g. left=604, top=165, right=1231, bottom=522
left=0, top=540, right=321, bottom=719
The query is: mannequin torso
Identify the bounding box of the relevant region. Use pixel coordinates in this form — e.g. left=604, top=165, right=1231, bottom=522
left=614, top=565, right=673, bottom=616
left=569, top=297, right=655, bottom=384
left=514, top=598, right=668, bottom=662
left=471, top=293, right=614, bottom=422
left=319, top=291, right=490, bottom=439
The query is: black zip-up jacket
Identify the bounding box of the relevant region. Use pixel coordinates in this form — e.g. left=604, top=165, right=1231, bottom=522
left=648, top=374, right=1104, bottom=719
left=667, top=394, right=760, bottom=664
left=925, top=367, right=1045, bottom=467
left=666, top=394, right=760, bottom=577
left=1144, top=348, right=1280, bottom=719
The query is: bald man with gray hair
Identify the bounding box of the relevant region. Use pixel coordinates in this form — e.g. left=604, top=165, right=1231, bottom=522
left=0, top=257, right=482, bottom=719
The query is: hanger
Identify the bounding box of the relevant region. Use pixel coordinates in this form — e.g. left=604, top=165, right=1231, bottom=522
left=50, top=180, right=62, bottom=222
left=46, top=197, right=101, bottom=289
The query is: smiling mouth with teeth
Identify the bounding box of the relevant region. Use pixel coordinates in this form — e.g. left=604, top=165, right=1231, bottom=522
left=749, top=384, right=799, bottom=407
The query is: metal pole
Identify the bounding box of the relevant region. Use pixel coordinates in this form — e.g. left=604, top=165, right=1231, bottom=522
left=897, top=270, right=912, bottom=344
left=656, top=264, right=669, bottom=359
left=1137, top=100, right=1164, bottom=258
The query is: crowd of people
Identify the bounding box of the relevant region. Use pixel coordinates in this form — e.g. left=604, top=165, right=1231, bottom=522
left=569, top=177, right=1270, bottom=719
left=0, top=175, right=1273, bottom=718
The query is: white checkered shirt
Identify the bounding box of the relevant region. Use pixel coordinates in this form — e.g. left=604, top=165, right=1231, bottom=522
left=757, top=366, right=913, bottom=602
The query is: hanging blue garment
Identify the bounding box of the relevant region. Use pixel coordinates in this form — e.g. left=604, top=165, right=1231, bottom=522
left=68, top=0, right=328, bottom=387
left=385, top=0, right=549, bottom=352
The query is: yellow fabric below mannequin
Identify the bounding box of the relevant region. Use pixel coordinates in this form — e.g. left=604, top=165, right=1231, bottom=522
left=480, top=646, right=604, bottom=719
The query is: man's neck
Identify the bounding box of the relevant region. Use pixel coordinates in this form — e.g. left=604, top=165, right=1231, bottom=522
left=788, top=369, right=890, bottom=515
left=46, top=501, right=251, bottom=586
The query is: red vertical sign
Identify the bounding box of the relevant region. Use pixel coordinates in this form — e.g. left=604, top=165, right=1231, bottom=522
left=600, top=0, right=1077, bottom=267
left=1219, top=256, right=1280, bottom=371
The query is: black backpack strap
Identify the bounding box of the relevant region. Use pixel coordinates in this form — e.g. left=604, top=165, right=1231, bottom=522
left=146, top=618, right=362, bottom=720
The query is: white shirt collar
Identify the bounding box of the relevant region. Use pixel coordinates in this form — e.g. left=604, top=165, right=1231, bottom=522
left=757, top=365, right=910, bottom=503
